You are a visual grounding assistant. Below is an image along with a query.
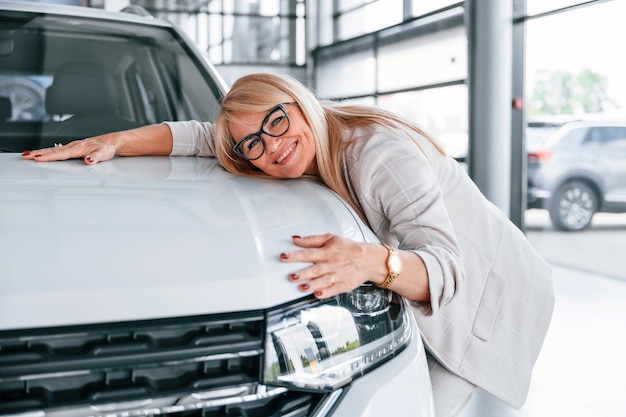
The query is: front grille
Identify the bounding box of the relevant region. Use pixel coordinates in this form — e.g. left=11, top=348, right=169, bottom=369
left=0, top=312, right=328, bottom=416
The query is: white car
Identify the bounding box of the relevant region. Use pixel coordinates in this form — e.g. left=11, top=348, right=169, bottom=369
left=0, top=2, right=434, bottom=417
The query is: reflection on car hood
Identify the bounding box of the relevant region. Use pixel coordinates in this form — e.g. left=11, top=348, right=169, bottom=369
left=0, top=155, right=370, bottom=330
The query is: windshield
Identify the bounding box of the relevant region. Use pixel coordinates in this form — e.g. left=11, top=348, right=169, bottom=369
left=0, top=10, right=224, bottom=152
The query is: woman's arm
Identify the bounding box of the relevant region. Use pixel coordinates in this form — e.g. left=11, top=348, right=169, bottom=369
left=22, top=123, right=174, bottom=164
left=348, top=131, right=464, bottom=310
left=281, top=234, right=430, bottom=302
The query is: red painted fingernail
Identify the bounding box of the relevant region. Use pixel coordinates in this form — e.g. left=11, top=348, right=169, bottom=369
left=314, top=291, right=323, bottom=297
left=280, top=253, right=289, bottom=260
left=300, top=283, right=310, bottom=291
left=34, top=154, right=42, bottom=158
left=289, top=273, right=299, bottom=281
left=22, top=150, right=31, bottom=156
left=292, top=235, right=301, bottom=239
left=86, top=157, right=94, bottom=163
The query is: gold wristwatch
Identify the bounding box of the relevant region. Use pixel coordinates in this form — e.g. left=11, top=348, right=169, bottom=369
left=379, top=243, right=402, bottom=289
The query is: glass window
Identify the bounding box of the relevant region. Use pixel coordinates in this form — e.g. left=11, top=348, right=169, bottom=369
left=255, top=0, right=281, bottom=16
left=196, top=13, right=209, bottom=51
left=337, top=1, right=403, bottom=40
left=526, top=0, right=589, bottom=16
left=611, top=127, right=626, bottom=142
left=525, top=2, right=626, bottom=118
left=377, top=26, right=467, bottom=91
left=0, top=11, right=223, bottom=152
left=223, top=14, right=235, bottom=40
left=315, top=50, right=376, bottom=98
left=224, top=38, right=233, bottom=63
left=583, top=126, right=626, bottom=145
left=338, top=0, right=366, bottom=12
left=207, top=14, right=223, bottom=64
left=156, top=0, right=304, bottom=66
left=555, top=127, right=586, bottom=148
left=316, top=0, right=334, bottom=46
left=524, top=0, right=626, bottom=236
left=296, top=2, right=306, bottom=65
left=207, top=0, right=222, bottom=13
left=411, top=0, right=459, bottom=17
left=377, top=85, right=468, bottom=161
left=222, top=0, right=234, bottom=13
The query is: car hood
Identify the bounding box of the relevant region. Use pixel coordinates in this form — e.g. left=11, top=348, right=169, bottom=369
left=0, top=155, right=372, bottom=330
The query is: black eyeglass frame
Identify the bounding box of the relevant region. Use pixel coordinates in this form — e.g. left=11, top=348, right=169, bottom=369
left=232, top=103, right=292, bottom=161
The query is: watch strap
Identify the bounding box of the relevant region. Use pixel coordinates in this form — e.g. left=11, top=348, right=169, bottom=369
left=379, top=243, right=400, bottom=289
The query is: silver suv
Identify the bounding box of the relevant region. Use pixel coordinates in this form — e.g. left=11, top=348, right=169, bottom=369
left=526, top=116, right=626, bottom=231
left=0, top=2, right=434, bottom=417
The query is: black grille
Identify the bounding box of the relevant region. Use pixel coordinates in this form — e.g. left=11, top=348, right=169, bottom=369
left=0, top=312, right=325, bottom=416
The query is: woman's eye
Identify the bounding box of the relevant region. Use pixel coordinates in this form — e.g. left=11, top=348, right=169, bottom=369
left=247, top=137, right=262, bottom=150
left=270, top=115, right=284, bottom=128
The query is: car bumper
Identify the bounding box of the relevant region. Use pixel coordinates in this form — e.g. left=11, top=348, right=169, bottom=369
left=527, top=186, right=551, bottom=208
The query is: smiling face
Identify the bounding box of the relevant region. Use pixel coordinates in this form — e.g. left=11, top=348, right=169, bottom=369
left=229, top=103, right=319, bottom=178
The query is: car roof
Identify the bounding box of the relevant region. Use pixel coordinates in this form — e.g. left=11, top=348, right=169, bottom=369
left=527, top=114, right=626, bottom=128
left=0, top=1, right=171, bottom=27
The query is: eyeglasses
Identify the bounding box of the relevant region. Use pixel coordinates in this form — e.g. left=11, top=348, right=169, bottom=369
left=233, top=103, right=291, bottom=161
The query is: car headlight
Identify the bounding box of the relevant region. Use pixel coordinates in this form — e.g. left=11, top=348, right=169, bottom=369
left=263, top=284, right=412, bottom=391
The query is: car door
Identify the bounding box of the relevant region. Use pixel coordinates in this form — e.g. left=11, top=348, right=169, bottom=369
left=584, top=126, right=626, bottom=208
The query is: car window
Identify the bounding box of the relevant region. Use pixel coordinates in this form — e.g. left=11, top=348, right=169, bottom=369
left=582, top=126, right=626, bottom=145
left=604, top=137, right=626, bottom=149
left=552, top=126, right=586, bottom=149
left=602, top=126, right=626, bottom=144
left=0, top=11, right=223, bottom=152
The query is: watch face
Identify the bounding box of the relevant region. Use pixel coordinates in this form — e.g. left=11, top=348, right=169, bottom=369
left=389, top=253, right=402, bottom=274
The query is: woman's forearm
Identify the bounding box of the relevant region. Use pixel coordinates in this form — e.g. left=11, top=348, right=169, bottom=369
left=113, top=124, right=173, bottom=156
left=23, top=123, right=174, bottom=164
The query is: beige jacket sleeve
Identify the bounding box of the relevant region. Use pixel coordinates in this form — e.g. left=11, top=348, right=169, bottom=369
left=344, top=127, right=465, bottom=314
left=163, top=120, right=216, bottom=157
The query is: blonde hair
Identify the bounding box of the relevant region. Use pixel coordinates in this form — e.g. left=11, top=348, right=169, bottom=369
left=213, top=73, right=444, bottom=224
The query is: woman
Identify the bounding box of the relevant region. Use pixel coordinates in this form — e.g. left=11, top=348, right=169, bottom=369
left=24, top=73, right=554, bottom=417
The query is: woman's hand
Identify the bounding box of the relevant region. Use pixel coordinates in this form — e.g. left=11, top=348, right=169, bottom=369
left=22, top=135, right=118, bottom=165
left=280, top=234, right=389, bottom=299
left=280, top=234, right=430, bottom=301
left=22, top=124, right=174, bottom=164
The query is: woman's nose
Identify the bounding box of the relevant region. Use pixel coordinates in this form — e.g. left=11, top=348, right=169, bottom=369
left=264, top=134, right=282, bottom=154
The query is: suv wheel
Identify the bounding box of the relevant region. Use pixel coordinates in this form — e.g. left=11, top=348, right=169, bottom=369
left=0, top=78, right=46, bottom=120
left=549, top=180, right=597, bottom=231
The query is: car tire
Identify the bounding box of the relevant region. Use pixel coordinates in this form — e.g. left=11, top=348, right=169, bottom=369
left=549, top=180, right=597, bottom=231
left=0, top=78, right=46, bottom=121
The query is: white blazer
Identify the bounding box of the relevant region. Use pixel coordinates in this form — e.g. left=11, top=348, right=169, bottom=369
left=343, top=126, right=555, bottom=408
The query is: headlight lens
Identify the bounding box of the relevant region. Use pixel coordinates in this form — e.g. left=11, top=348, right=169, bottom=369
left=263, top=284, right=412, bottom=391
